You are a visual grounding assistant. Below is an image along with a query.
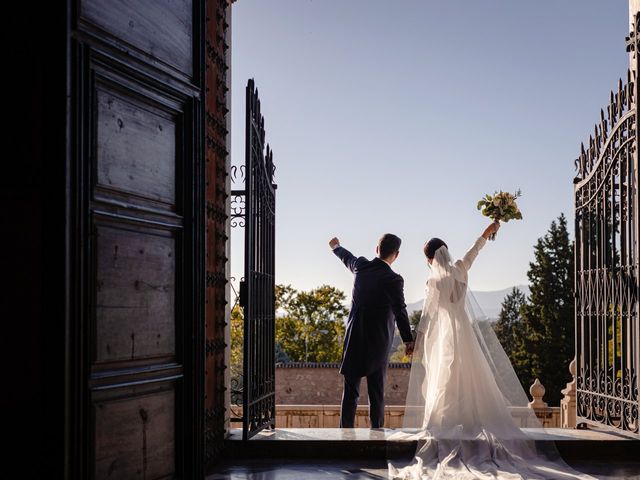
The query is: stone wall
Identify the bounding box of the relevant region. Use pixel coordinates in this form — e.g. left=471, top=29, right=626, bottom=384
left=273, top=363, right=567, bottom=429
left=276, top=362, right=411, bottom=405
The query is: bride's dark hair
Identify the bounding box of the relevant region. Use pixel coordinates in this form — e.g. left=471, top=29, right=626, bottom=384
left=423, top=237, right=448, bottom=259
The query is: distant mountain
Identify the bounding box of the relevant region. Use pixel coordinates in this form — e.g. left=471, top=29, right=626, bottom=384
left=406, top=285, right=530, bottom=320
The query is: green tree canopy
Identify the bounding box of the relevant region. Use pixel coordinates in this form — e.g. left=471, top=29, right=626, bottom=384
left=275, top=284, right=348, bottom=363
left=230, top=303, right=243, bottom=380
left=494, top=287, right=526, bottom=360
left=230, top=284, right=348, bottom=374
left=498, top=214, right=574, bottom=405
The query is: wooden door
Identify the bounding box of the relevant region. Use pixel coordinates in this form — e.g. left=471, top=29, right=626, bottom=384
left=68, top=1, right=207, bottom=477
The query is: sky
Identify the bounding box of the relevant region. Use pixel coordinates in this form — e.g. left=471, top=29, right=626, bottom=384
left=230, top=1, right=630, bottom=304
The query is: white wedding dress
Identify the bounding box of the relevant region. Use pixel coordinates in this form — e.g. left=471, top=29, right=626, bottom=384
left=388, top=238, right=592, bottom=479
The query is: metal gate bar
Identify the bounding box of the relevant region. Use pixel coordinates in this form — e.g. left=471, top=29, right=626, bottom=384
left=573, top=15, right=640, bottom=435
left=231, top=79, right=277, bottom=440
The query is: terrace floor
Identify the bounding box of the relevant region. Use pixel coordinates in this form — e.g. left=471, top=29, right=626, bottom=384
left=208, top=427, right=640, bottom=479
left=208, top=458, right=640, bottom=479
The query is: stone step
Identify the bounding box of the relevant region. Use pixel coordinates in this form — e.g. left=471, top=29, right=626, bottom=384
left=224, top=427, right=640, bottom=461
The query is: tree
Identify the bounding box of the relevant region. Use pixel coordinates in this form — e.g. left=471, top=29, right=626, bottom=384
left=231, top=285, right=347, bottom=369
left=390, top=310, right=421, bottom=362
left=409, top=309, right=422, bottom=331
left=230, top=303, right=243, bottom=378
left=513, top=214, right=574, bottom=405
left=275, top=284, right=348, bottom=363
left=275, top=342, right=291, bottom=363
left=493, top=287, right=526, bottom=361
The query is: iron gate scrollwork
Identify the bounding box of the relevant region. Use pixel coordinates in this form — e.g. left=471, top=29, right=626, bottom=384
left=231, top=79, right=277, bottom=440
left=573, top=14, right=640, bottom=435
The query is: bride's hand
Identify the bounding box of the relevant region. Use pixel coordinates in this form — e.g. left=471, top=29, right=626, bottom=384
left=482, top=221, right=500, bottom=240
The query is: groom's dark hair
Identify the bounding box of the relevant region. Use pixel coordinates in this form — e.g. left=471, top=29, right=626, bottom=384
left=378, top=233, right=401, bottom=259
left=424, top=238, right=448, bottom=259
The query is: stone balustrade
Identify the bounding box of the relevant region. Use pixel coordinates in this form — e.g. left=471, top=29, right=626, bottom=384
left=270, top=404, right=561, bottom=428
left=257, top=359, right=579, bottom=429
left=274, top=405, right=406, bottom=428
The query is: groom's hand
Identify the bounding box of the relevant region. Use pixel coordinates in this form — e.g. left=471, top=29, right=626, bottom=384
left=329, top=237, right=340, bottom=250
left=404, top=341, right=415, bottom=357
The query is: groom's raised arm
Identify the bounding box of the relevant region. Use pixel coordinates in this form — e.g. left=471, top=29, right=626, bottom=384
left=391, top=276, right=413, bottom=343
left=329, top=237, right=365, bottom=273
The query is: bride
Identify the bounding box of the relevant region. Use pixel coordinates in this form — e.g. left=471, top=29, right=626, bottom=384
left=388, top=221, right=592, bottom=479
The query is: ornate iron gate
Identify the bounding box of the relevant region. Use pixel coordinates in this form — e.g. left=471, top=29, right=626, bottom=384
left=231, top=79, right=277, bottom=440
left=573, top=14, right=640, bottom=435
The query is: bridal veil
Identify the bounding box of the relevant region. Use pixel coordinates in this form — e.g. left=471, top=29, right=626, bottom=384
left=388, top=242, right=592, bottom=479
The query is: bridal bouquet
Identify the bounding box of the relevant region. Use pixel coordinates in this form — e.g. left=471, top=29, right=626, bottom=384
left=477, top=189, right=523, bottom=240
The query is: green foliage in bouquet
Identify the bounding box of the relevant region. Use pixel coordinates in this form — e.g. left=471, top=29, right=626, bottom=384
left=477, top=189, right=523, bottom=222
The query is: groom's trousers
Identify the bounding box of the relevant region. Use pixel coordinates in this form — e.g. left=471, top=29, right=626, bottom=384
left=340, top=366, right=386, bottom=428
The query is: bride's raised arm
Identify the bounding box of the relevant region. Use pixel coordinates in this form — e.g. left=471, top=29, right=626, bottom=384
left=459, top=221, right=500, bottom=271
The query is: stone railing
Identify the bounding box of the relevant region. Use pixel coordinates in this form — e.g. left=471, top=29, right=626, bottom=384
left=275, top=405, right=406, bottom=428
left=273, top=404, right=562, bottom=429
left=267, top=359, right=579, bottom=429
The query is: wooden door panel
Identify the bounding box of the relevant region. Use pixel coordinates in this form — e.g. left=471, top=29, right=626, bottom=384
left=65, top=0, right=211, bottom=475
left=82, top=46, right=197, bottom=477
left=94, top=224, right=176, bottom=364
left=80, top=0, right=194, bottom=77
left=96, top=88, right=177, bottom=206
left=93, top=385, right=176, bottom=479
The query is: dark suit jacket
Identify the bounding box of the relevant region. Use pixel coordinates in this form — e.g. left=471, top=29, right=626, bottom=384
left=333, top=246, right=413, bottom=378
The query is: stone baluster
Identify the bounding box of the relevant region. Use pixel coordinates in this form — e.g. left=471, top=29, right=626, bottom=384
left=560, top=357, right=577, bottom=428
left=528, top=378, right=552, bottom=426
left=528, top=378, right=548, bottom=409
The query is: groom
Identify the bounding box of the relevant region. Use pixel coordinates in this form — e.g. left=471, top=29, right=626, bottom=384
left=329, top=234, right=415, bottom=428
